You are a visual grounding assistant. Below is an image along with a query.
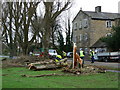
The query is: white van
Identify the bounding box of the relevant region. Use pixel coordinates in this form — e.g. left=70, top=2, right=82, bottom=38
left=49, top=49, right=57, bottom=57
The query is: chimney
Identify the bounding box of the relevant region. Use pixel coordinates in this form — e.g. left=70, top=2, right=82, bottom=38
left=95, top=6, right=101, bottom=12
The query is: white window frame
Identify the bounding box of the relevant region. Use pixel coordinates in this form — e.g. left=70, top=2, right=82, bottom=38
left=106, top=20, right=112, bottom=28
left=105, top=33, right=112, bottom=37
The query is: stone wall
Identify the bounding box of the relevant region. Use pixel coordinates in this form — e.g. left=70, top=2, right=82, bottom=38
left=89, top=20, right=115, bottom=47
left=73, top=11, right=91, bottom=49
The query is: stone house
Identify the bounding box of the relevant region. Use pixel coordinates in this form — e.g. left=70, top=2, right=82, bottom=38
left=72, top=6, right=120, bottom=52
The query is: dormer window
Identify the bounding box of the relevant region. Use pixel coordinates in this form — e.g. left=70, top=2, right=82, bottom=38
left=106, top=21, right=112, bottom=28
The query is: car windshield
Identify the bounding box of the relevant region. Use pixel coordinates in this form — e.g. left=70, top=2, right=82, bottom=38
left=49, top=50, right=55, bottom=53
left=67, top=52, right=72, bottom=55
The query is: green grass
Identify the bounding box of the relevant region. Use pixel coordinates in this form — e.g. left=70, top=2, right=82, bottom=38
left=94, top=65, right=120, bottom=71
left=0, top=56, right=9, bottom=60
left=2, top=67, right=119, bottom=88
left=0, top=57, right=4, bottom=60
left=0, top=68, right=2, bottom=90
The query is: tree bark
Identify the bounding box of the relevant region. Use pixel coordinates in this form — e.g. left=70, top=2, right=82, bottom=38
left=8, top=2, right=14, bottom=58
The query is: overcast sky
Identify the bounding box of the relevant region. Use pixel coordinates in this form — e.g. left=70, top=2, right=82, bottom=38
left=70, top=0, right=120, bottom=20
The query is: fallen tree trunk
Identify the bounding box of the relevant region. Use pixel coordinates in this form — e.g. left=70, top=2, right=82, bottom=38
left=28, top=64, right=66, bottom=70
left=28, top=58, right=68, bottom=70
left=21, top=73, right=74, bottom=77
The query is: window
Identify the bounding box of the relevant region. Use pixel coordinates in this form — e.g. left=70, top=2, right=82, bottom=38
left=73, top=35, right=76, bottom=43
left=79, top=21, right=82, bottom=29
left=74, top=22, right=77, bottom=30
left=80, top=34, right=82, bottom=42
left=105, top=33, right=112, bottom=37
left=82, top=19, right=88, bottom=28
left=84, top=33, right=88, bottom=41
left=76, top=36, right=79, bottom=43
left=106, top=21, right=112, bottom=28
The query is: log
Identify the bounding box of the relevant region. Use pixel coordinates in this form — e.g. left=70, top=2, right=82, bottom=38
left=29, top=64, right=65, bottom=70
left=21, top=73, right=74, bottom=77
left=28, top=58, right=68, bottom=70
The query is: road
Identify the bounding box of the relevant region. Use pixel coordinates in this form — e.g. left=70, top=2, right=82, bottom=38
left=0, top=55, right=9, bottom=60
left=84, top=60, right=119, bottom=69
left=68, top=58, right=119, bottom=69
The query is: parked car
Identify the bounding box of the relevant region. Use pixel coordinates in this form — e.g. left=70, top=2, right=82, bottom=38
left=96, top=51, right=120, bottom=62
left=94, top=53, right=99, bottom=60
left=34, top=49, right=58, bottom=58
left=49, top=49, right=57, bottom=56
left=67, top=52, right=73, bottom=58
left=34, top=53, right=40, bottom=56
left=48, top=49, right=58, bottom=59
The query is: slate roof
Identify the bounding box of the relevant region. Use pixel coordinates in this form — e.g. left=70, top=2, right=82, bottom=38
left=73, top=10, right=120, bottom=21
left=90, top=39, right=107, bottom=48
left=85, top=11, right=120, bottom=20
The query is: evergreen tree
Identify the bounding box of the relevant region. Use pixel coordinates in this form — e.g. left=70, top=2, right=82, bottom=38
left=102, top=26, right=120, bottom=51
left=65, top=18, right=73, bottom=52
left=57, top=31, right=65, bottom=55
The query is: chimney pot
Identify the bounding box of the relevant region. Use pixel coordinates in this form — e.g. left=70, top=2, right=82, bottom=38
left=95, top=6, right=101, bottom=12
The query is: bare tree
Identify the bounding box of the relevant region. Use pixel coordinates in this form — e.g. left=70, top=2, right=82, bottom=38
left=2, top=2, right=40, bottom=56
left=2, top=2, right=14, bottom=57
left=41, top=0, right=71, bottom=58
left=2, top=0, right=71, bottom=58
left=17, top=2, right=40, bottom=55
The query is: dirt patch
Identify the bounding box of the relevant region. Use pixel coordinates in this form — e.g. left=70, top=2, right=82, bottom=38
left=2, top=74, right=9, bottom=76
left=62, top=65, right=106, bottom=75
left=20, top=65, right=106, bottom=78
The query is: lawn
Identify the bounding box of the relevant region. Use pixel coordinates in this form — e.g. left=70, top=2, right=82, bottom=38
left=0, top=68, right=2, bottom=90
left=1, top=67, right=119, bottom=88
